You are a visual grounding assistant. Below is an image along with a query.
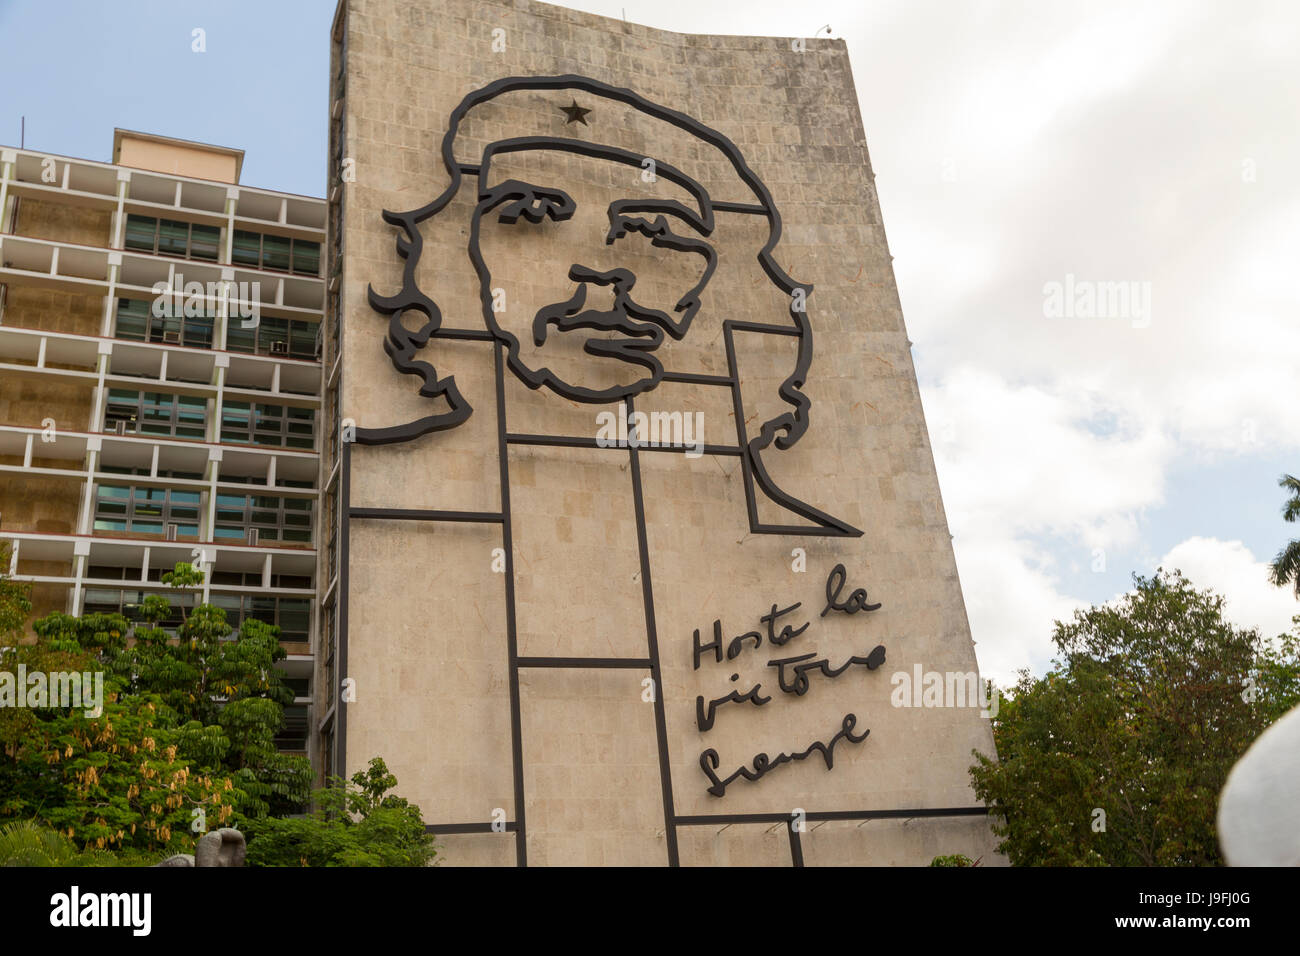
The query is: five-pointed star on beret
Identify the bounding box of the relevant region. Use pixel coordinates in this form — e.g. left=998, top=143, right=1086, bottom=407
left=560, top=99, right=592, bottom=125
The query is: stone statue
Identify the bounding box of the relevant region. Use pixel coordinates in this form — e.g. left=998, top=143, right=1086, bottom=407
left=154, top=827, right=246, bottom=867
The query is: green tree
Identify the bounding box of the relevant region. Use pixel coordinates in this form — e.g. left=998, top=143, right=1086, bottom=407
left=0, top=615, right=245, bottom=854
left=0, top=544, right=32, bottom=640
left=245, top=758, right=438, bottom=867
left=0, top=820, right=124, bottom=867
left=2, top=563, right=311, bottom=853
left=86, top=564, right=308, bottom=818
left=1268, top=473, right=1300, bottom=598
left=970, top=569, right=1300, bottom=866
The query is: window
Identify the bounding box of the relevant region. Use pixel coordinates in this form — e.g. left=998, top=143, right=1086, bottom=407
left=123, top=215, right=221, bottom=262
left=208, top=592, right=312, bottom=643
left=82, top=588, right=191, bottom=630
left=114, top=298, right=214, bottom=350
left=262, top=234, right=291, bottom=272
left=225, top=315, right=319, bottom=360
left=320, top=727, right=334, bottom=781
left=293, top=242, right=320, bottom=276
left=105, top=390, right=208, bottom=439
left=207, top=572, right=312, bottom=588
left=124, top=215, right=157, bottom=252
left=220, top=401, right=315, bottom=449
left=99, top=466, right=205, bottom=481
left=213, top=493, right=313, bottom=544
left=157, top=219, right=189, bottom=257
left=93, top=485, right=201, bottom=539
left=322, top=600, right=336, bottom=710
left=190, top=224, right=221, bottom=261
left=232, top=229, right=261, bottom=267
left=230, top=229, right=321, bottom=276
left=86, top=565, right=184, bottom=583
left=274, top=704, right=309, bottom=750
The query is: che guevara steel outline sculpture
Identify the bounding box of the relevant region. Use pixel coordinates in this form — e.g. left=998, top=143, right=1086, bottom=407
left=336, top=74, right=990, bottom=867
left=356, top=73, right=862, bottom=539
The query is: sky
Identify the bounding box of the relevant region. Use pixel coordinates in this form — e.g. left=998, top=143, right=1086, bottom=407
left=1, top=0, right=1297, bottom=684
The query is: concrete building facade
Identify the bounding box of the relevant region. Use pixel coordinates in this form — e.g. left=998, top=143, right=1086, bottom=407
left=322, top=0, right=1003, bottom=865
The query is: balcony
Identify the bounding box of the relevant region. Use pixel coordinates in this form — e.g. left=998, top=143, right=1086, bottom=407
left=2, top=146, right=326, bottom=234
left=0, top=423, right=320, bottom=487
left=0, top=233, right=325, bottom=316
left=0, top=529, right=318, bottom=584
left=0, top=324, right=321, bottom=404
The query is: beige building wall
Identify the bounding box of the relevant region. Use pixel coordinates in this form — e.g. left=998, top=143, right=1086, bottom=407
left=1, top=196, right=104, bottom=616
left=331, top=0, right=1002, bottom=866
left=8, top=198, right=113, bottom=248
left=114, top=132, right=242, bottom=185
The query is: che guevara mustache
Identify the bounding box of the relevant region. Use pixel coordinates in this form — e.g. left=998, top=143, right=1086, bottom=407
left=530, top=275, right=687, bottom=348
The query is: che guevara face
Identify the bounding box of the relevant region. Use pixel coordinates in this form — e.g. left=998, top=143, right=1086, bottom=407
left=471, top=147, right=718, bottom=402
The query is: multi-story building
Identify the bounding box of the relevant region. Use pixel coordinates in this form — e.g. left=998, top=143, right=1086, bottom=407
left=0, top=131, right=327, bottom=758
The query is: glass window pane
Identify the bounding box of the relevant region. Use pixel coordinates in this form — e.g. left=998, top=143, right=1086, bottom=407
left=226, top=324, right=256, bottom=354
left=184, top=316, right=214, bottom=350
left=290, top=323, right=318, bottom=359
left=261, top=234, right=291, bottom=272
left=258, top=317, right=289, bottom=355
left=124, top=215, right=157, bottom=252
left=249, top=597, right=277, bottom=624
left=232, top=230, right=261, bottom=267
left=190, top=224, right=220, bottom=261
left=291, top=240, right=320, bottom=276
left=148, top=315, right=181, bottom=343
left=158, top=220, right=189, bottom=257
left=114, top=298, right=149, bottom=341
left=280, top=601, right=310, bottom=638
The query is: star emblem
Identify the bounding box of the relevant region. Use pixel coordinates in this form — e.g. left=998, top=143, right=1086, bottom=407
left=560, top=99, right=592, bottom=126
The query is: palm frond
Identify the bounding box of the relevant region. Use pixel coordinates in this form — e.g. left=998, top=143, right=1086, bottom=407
left=1269, top=541, right=1300, bottom=597
left=1278, top=474, right=1300, bottom=523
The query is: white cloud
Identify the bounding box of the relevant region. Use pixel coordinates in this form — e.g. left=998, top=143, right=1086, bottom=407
left=923, top=368, right=1171, bottom=551
left=953, top=533, right=1083, bottom=687
left=1159, top=536, right=1299, bottom=640
left=921, top=368, right=1175, bottom=685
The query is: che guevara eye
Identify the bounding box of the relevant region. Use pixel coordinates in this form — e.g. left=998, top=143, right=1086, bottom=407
left=494, top=188, right=575, bottom=225
left=607, top=214, right=672, bottom=242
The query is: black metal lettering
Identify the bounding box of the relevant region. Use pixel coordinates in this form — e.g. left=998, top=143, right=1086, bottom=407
left=695, top=677, right=772, bottom=732
left=699, top=713, right=870, bottom=798
left=762, top=601, right=810, bottom=646
left=693, top=620, right=723, bottom=670
left=821, top=563, right=882, bottom=617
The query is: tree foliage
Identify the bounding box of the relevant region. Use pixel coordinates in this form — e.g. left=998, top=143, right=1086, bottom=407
left=0, top=544, right=32, bottom=640
left=1269, top=473, right=1300, bottom=597
left=0, top=563, right=310, bottom=855
left=245, top=758, right=438, bottom=867
left=970, top=569, right=1300, bottom=866
left=0, top=820, right=134, bottom=867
